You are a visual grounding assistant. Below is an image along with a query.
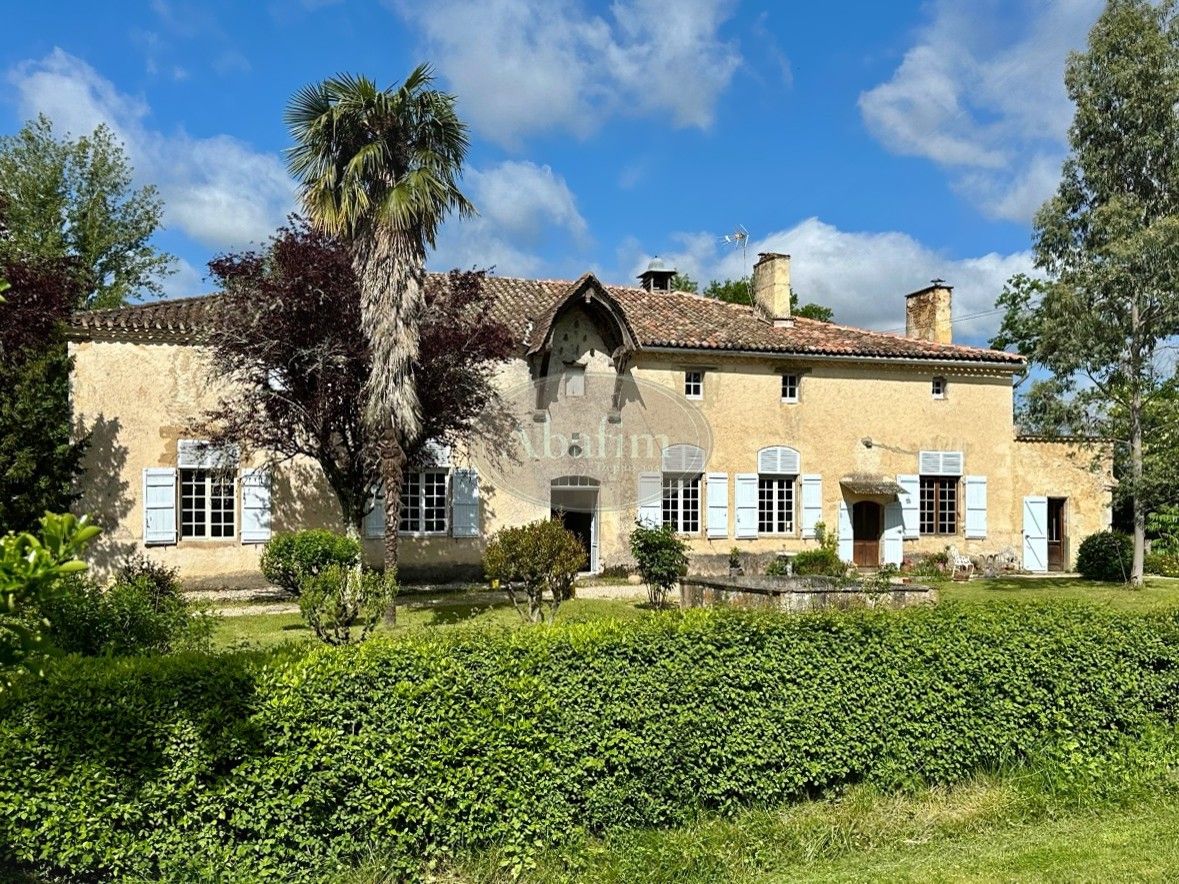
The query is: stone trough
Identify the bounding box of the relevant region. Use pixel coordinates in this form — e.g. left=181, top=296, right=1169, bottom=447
left=680, top=574, right=938, bottom=613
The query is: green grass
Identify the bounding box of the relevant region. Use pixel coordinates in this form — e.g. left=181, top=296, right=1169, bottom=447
left=437, top=752, right=1179, bottom=884
left=213, top=596, right=652, bottom=649
left=937, top=575, right=1179, bottom=612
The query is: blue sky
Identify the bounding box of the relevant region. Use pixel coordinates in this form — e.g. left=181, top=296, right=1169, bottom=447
left=2, top=0, right=1106, bottom=345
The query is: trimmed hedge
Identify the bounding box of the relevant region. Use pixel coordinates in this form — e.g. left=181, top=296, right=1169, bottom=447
left=2, top=604, right=1179, bottom=880
left=1077, top=530, right=1134, bottom=582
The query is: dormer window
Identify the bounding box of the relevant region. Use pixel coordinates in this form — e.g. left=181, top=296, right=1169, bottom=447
left=684, top=370, right=703, bottom=400
left=932, top=376, right=947, bottom=399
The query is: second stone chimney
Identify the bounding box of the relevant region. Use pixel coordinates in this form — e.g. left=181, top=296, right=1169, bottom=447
left=905, top=280, right=953, bottom=344
left=753, top=252, right=791, bottom=327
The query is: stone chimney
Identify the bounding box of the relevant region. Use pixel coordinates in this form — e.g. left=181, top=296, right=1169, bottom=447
left=753, top=252, right=791, bottom=327
left=905, top=280, right=953, bottom=344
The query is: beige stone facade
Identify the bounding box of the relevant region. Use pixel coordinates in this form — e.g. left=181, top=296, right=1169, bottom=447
left=69, top=257, right=1112, bottom=585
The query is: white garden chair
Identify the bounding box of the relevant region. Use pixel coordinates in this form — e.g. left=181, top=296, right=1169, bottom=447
left=946, top=545, right=974, bottom=580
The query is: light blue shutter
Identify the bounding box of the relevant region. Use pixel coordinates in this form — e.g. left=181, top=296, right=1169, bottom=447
left=837, top=498, right=853, bottom=562
left=801, top=475, right=822, bottom=538
left=143, top=468, right=177, bottom=546
left=897, top=474, right=920, bottom=538
left=1023, top=496, right=1048, bottom=572
left=240, top=468, right=272, bottom=543
left=363, top=486, right=385, bottom=538
left=706, top=472, right=728, bottom=539
left=637, top=472, right=662, bottom=526
left=883, top=501, right=904, bottom=565
left=735, top=473, right=758, bottom=539
left=964, top=475, right=988, bottom=539
left=452, top=468, right=480, bottom=538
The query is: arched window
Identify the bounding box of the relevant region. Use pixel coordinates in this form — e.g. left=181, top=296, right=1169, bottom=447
left=661, top=444, right=705, bottom=534
left=757, top=446, right=801, bottom=534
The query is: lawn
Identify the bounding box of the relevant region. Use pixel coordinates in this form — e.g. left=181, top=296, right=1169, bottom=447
left=937, top=574, right=1179, bottom=612
left=215, top=575, right=1179, bottom=648
left=214, top=595, right=652, bottom=648
left=444, top=779, right=1179, bottom=884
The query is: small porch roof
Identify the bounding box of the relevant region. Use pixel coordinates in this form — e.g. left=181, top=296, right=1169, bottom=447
left=840, top=474, right=905, bottom=497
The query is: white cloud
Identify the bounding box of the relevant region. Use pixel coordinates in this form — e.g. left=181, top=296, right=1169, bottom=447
left=859, top=0, right=1104, bottom=222
left=162, top=257, right=212, bottom=299
left=431, top=160, right=589, bottom=277
left=640, top=218, right=1034, bottom=343
left=7, top=49, right=294, bottom=250
left=392, top=0, right=741, bottom=147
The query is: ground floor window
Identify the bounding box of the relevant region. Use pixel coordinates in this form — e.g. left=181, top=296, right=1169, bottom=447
left=400, top=470, right=449, bottom=534
left=920, top=476, right=958, bottom=535
left=662, top=474, right=700, bottom=533
left=180, top=468, right=235, bottom=539
left=758, top=476, right=795, bottom=533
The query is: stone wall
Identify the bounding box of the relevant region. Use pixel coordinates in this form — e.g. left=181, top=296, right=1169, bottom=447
left=680, top=575, right=938, bottom=613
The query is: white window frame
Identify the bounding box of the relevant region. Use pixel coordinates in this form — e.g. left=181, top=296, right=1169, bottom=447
left=781, top=373, right=799, bottom=403
left=399, top=469, right=450, bottom=536
left=179, top=467, right=237, bottom=540
left=662, top=474, right=701, bottom=534
left=684, top=370, right=704, bottom=400
left=932, top=376, right=947, bottom=399
left=758, top=475, right=795, bottom=534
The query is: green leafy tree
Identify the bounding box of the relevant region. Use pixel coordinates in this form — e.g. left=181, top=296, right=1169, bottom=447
left=702, top=276, right=833, bottom=321
left=483, top=519, right=585, bottom=622
left=0, top=512, right=99, bottom=681
left=0, top=115, right=174, bottom=309
left=670, top=272, right=697, bottom=292
left=992, top=0, right=1179, bottom=585
left=629, top=521, right=687, bottom=609
left=286, top=66, right=474, bottom=569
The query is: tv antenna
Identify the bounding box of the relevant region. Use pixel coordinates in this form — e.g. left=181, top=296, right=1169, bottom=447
left=719, top=225, right=752, bottom=301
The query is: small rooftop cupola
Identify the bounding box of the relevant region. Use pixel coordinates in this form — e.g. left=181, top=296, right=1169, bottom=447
left=905, top=279, right=953, bottom=344
left=753, top=252, right=792, bottom=327
left=638, top=257, right=677, bottom=292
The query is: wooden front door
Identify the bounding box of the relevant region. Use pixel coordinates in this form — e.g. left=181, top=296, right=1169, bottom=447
left=1047, top=497, right=1066, bottom=572
left=852, top=501, right=882, bottom=568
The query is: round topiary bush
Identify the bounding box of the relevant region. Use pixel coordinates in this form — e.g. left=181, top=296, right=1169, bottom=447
left=1076, top=530, right=1133, bottom=582
left=260, top=530, right=361, bottom=597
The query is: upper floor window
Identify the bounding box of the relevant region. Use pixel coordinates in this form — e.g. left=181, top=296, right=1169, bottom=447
left=932, top=376, right=947, bottom=399
left=781, top=373, right=799, bottom=403
left=400, top=470, right=449, bottom=534
left=684, top=370, right=703, bottom=400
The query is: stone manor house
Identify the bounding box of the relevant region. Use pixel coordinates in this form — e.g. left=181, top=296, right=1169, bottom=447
left=68, top=252, right=1111, bottom=584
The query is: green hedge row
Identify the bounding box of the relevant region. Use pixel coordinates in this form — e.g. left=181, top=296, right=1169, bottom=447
left=2, top=604, right=1178, bottom=881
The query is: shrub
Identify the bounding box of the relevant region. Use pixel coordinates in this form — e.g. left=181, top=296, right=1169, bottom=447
left=791, top=521, right=847, bottom=578
left=1145, top=551, right=1179, bottom=577
left=904, top=550, right=950, bottom=579
left=260, top=530, right=361, bottom=597
left=1, top=604, right=1178, bottom=881
left=629, top=522, right=688, bottom=608
left=765, top=556, right=790, bottom=577
left=39, top=573, right=213, bottom=657
left=1076, top=531, right=1133, bottom=582
left=299, top=564, right=397, bottom=645
left=484, top=519, right=585, bottom=622
left=597, top=564, right=632, bottom=581
left=113, top=553, right=182, bottom=604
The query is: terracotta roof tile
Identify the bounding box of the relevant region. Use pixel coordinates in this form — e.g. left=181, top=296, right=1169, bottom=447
left=70, top=272, right=1024, bottom=366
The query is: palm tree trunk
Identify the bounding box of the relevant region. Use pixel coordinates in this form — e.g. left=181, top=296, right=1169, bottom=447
left=351, top=229, right=427, bottom=570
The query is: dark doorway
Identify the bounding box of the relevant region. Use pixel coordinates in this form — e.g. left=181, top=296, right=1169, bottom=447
left=553, top=507, right=593, bottom=572
left=1047, top=497, right=1067, bottom=572
left=852, top=501, right=882, bottom=568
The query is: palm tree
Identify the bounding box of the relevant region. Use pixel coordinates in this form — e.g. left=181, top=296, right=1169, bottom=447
left=285, top=65, right=473, bottom=567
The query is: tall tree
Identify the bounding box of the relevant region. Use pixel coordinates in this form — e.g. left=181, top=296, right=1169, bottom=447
left=992, top=0, right=1179, bottom=585
left=0, top=115, right=174, bottom=309
left=199, top=221, right=512, bottom=536
left=285, top=66, right=473, bottom=567
left=702, top=276, right=834, bottom=321
left=0, top=253, right=87, bottom=532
